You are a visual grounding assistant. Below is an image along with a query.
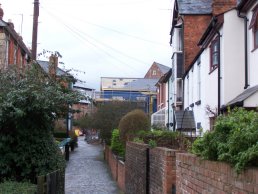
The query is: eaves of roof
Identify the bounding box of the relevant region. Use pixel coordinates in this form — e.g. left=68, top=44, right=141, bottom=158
left=237, top=0, right=257, bottom=12
left=0, top=20, right=31, bottom=57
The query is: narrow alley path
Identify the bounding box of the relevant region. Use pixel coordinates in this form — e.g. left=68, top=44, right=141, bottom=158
left=65, top=136, right=122, bottom=194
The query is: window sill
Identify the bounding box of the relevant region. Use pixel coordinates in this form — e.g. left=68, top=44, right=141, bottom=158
left=251, top=46, right=258, bottom=52
left=209, top=66, right=218, bottom=75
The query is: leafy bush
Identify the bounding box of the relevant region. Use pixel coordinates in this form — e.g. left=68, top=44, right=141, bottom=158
left=91, top=101, right=142, bottom=145
left=133, top=130, right=192, bottom=150
left=133, top=137, right=144, bottom=143
left=53, top=131, right=67, bottom=139
left=110, top=129, right=125, bottom=158
left=119, top=109, right=150, bottom=144
left=148, top=139, right=157, bottom=148
left=0, top=181, right=37, bottom=194
left=191, top=108, right=258, bottom=172
left=0, top=65, right=81, bottom=183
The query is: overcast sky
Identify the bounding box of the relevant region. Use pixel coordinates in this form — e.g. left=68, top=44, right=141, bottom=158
left=1, top=0, right=173, bottom=90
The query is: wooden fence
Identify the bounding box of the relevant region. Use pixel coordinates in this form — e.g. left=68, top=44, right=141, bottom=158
left=37, top=169, right=65, bottom=194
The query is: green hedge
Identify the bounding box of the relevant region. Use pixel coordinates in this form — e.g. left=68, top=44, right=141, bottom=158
left=110, top=129, right=125, bottom=158
left=192, top=108, right=258, bottom=173
left=0, top=181, right=37, bottom=194
left=53, top=131, right=67, bottom=139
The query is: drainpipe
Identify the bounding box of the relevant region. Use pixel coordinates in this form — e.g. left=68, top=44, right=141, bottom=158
left=212, top=17, right=221, bottom=115
left=238, top=11, right=249, bottom=89
left=167, top=80, right=170, bottom=129
left=217, top=31, right=221, bottom=115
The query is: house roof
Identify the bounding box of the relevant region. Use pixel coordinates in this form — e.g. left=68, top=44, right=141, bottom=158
left=225, top=85, right=258, bottom=108
left=177, top=0, right=213, bottom=15
left=175, top=110, right=196, bottom=130
left=155, top=62, right=171, bottom=75
left=237, top=0, right=257, bottom=12
left=74, top=80, right=94, bottom=91
left=37, top=60, right=72, bottom=77
left=123, top=78, right=159, bottom=92
left=0, top=19, right=31, bottom=58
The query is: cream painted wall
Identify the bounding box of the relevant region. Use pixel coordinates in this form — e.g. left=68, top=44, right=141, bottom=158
left=222, top=10, right=245, bottom=105
left=184, top=48, right=218, bottom=132
left=244, top=92, right=258, bottom=107
left=247, top=3, right=258, bottom=87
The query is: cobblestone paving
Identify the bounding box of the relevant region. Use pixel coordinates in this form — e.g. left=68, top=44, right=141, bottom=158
left=65, top=137, right=122, bottom=194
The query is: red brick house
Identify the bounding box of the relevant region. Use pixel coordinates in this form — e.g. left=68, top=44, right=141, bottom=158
left=0, top=5, right=31, bottom=70
left=144, top=61, right=170, bottom=79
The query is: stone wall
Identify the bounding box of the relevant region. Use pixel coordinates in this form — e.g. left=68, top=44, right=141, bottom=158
left=176, top=153, right=258, bottom=194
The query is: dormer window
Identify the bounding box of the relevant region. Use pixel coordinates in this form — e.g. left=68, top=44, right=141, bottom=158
left=210, top=37, right=219, bottom=72
left=249, top=5, right=258, bottom=50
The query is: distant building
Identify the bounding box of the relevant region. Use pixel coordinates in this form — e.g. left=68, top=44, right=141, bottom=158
left=144, top=61, right=170, bottom=79
left=73, top=81, right=96, bottom=120
left=96, top=62, right=170, bottom=115
left=99, top=77, right=158, bottom=114
left=0, top=5, right=31, bottom=70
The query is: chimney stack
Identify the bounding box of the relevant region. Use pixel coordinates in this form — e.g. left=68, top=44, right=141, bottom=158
left=49, top=54, right=58, bottom=78
left=0, top=4, right=4, bottom=20
left=212, top=0, right=237, bottom=16
left=8, top=19, right=14, bottom=29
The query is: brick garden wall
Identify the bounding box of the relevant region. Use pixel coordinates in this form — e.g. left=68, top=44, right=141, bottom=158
left=117, top=160, right=125, bottom=192
left=176, top=153, right=258, bottom=194
left=104, top=146, right=125, bottom=192
left=125, top=142, right=149, bottom=194
left=149, top=147, right=179, bottom=194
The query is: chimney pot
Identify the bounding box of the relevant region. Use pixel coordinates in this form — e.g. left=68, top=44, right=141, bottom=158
left=0, top=4, right=4, bottom=20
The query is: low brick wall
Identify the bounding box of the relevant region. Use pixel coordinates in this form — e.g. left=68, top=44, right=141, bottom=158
left=149, top=147, right=179, bottom=194
left=104, top=146, right=125, bottom=193
left=117, top=160, right=125, bottom=192
left=176, top=153, right=258, bottom=194
left=125, top=142, right=149, bottom=194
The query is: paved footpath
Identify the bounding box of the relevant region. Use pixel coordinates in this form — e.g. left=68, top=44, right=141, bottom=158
left=65, top=136, right=122, bottom=194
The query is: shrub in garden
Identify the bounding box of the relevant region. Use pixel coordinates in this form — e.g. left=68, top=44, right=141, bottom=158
left=118, top=109, right=150, bottom=144
left=110, top=129, right=125, bottom=158
left=191, top=108, right=258, bottom=172
left=0, top=181, right=37, bottom=194
left=0, top=65, right=82, bottom=183
left=91, top=101, right=141, bottom=145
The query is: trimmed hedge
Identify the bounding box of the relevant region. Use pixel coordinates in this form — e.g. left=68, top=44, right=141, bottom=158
left=0, top=181, right=37, bottom=194
left=119, top=109, right=150, bottom=144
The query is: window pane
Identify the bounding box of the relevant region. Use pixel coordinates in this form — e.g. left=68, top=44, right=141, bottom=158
left=212, top=53, right=218, bottom=65
left=213, top=41, right=219, bottom=52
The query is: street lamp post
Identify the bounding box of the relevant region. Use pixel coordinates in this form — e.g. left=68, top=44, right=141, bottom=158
left=65, top=82, right=73, bottom=161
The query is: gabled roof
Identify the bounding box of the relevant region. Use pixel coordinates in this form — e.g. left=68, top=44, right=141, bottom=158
left=74, top=80, right=94, bottom=91
left=225, top=85, right=258, bottom=107
left=177, top=0, right=213, bottom=15
left=123, top=78, right=159, bottom=92
left=155, top=62, right=170, bottom=74
left=0, top=19, right=31, bottom=58
left=37, top=60, right=71, bottom=77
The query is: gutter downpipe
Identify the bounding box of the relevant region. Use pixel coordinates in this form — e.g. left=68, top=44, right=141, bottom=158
left=212, top=18, right=221, bottom=115
left=167, top=81, right=170, bottom=130
left=237, top=10, right=249, bottom=89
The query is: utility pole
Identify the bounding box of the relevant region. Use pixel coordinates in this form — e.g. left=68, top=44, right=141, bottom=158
left=32, top=0, right=39, bottom=60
